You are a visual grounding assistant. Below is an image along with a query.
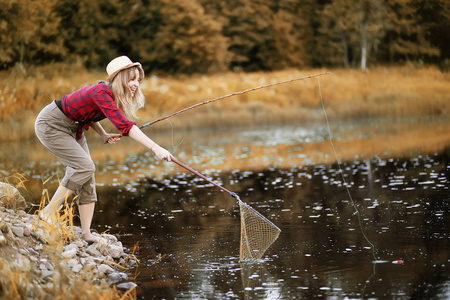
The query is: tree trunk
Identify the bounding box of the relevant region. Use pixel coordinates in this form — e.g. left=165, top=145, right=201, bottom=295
left=360, top=20, right=367, bottom=70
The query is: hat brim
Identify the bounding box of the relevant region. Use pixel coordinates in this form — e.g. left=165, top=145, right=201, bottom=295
left=106, top=62, right=142, bottom=82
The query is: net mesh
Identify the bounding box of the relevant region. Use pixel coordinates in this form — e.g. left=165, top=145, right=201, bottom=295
left=238, top=199, right=281, bottom=261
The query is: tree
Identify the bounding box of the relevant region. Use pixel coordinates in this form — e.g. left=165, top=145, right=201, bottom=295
left=54, top=0, right=127, bottom=68
left=133, top=0, right=229, bottom=75
left=419, top=0, right=450, bottom=67
left=219, top=0, right=276, bottom=71
left=0, top=0, right=65, bottom=70
left=270, top=0, right=311, bottom=69
left=318, top=0, right=387, bottom=69
left=380, top=0, right=441, bottom=64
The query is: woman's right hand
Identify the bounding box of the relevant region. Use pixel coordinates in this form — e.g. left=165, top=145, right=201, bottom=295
left=152, top=144, right=173, bottom=161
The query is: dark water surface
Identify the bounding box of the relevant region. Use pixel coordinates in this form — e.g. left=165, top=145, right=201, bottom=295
left=2, top=115, right=450, bottom=299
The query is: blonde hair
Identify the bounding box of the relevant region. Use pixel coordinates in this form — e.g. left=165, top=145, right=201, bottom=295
left=110, top=66, right=145, bottom=119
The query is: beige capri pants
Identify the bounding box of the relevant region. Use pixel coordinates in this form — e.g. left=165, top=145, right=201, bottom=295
left=34, top=101, right=96, bottom=205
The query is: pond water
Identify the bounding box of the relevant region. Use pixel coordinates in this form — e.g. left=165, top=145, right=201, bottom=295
left=1, top=115, right=450, bottom=299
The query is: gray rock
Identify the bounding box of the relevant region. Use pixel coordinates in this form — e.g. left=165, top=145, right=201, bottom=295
left=31, top=230, right=48, bottom=244
left=62, top=248, right=77, bottom=259
left=74, top=240, right=87, bottom=248
left=119, top=272, right=129, bottom=281
left=0, top=182, right=27, bottom=210
left=107, top=244, right=124, bottom=259
left=101, top=233, right=118, bottom=243
left=67, top=258, right=78, bottom=266
left=11, top=226, right=24, bottom=238
left=19, top=248, right=28, bottom=255
left=97, top=264, right=115, bottom=275
left=107, top=272, right=121, bottom=283
left=63, top=243, right=78, bottom=252
left=116, top=282, right=137, bottom=291
left=45, top=261, right=54, bottom=271
left=86, top=245, right=102, bottom=257
left=0, top=234, right=6, bottom=245
left=41, top=270, right=54, bottom=279
left=84, top=262, right=96, bottom=271
left=23, top=226, right=31, bottom=237
left=129, top=259, right=137, bottom=267
left=71, top=264, right=83, bottom=273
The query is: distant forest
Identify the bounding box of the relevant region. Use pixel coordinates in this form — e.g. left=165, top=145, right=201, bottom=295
left=1, top=0, right=449, bottom=74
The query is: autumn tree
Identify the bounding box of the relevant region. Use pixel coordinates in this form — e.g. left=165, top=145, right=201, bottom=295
left=0, top=0, right=65, bottom=70
left=379, top=0, right=441, bottom=64
left=318, top=0, right=387, bottom=69
left=1, top=0, right=449, bottom=72
left=270, top=0, right=311, bottom=69
left=218, top=0, right=276, bottom=71
left=417, top=0, right=450, bottom=66
left=129, top=0, right=229, bottom=75
left=53, top=0, right=127, bottom=68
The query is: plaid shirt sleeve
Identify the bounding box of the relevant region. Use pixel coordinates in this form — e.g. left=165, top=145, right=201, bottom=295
left=61, top=83, right=136, bottom=139
left=93, top=84, right=136, bottom=136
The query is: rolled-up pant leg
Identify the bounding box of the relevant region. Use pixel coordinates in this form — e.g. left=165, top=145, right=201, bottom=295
left=35, top=102, right=97, bottom=204
left=60, top=134, right=97, bottom=204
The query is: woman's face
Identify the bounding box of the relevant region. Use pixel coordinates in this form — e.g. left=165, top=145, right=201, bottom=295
left=127, top=68, right=140, bottom=97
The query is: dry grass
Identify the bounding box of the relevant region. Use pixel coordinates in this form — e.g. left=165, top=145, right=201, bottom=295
left=0, top=176, right=136, bottom=299
left=0, top=174, right=27, bottom=210
left=35, top=186, right=77, bottom=244
left=0, top=254, right=136, bottom=300
left=0, top=63, right=449, bottom=141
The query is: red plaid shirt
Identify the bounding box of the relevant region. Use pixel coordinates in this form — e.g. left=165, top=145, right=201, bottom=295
left=60, top=82, right=136, bottom=139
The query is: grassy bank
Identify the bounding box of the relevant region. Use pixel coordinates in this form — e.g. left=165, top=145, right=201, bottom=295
left=1, top=64, right=449, bottom=142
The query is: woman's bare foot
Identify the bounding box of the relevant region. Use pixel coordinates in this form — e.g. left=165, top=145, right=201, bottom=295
left=81, top=233, right=105, bottom=244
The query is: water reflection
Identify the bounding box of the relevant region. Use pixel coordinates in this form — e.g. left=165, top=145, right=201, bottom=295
left=87, top=148, right=449, bottom=299
left=1, top=115, right=450, bottom=299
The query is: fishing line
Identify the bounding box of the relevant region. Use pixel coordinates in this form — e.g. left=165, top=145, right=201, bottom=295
left=317, top=78, right=378, bottom=261
left=167, top=119, right=185, bottom=150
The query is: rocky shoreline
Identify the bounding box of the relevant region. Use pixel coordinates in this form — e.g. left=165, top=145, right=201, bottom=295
left=0, top=182, right=137, bottom=298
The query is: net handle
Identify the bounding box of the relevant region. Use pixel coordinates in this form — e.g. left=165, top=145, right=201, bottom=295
left=171, top=157, right=238, bottom=199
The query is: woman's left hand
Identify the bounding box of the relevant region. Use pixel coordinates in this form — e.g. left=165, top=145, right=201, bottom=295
left=103, top=133, right=121, bottom=144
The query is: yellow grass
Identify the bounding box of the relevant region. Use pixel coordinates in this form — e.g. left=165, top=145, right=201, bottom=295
left=0, top=63, right=449, bottom=142
left=0, top=174, right=137, bottom=299
left=0, top=174, right=27, bottom=210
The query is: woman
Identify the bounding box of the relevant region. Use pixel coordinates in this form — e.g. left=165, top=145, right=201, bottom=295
left=35, top=56, right=173, bottom=243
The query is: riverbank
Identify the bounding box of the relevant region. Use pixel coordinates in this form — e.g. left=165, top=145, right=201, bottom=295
left=1, top=64, right=449, bottom=142
left=0, top=182, right=137, bottom=299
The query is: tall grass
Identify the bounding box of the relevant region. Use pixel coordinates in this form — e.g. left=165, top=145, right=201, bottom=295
left=1, top=63, right=449, bottom=142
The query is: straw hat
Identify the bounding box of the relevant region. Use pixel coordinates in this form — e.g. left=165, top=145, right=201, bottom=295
left=106, top=56, right=141, bottom=82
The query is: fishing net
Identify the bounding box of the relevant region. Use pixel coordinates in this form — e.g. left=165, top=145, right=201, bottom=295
left=238, top=198, right=281, bottom=261
left=171, top=158, right=281, bottom=261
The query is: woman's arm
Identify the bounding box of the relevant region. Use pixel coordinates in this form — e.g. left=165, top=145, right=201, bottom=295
left=91, top=122, right=121, bottom=144
left=128, top=125, right=173, bottom=161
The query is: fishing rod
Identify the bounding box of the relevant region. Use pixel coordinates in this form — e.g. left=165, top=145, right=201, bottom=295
left=105, top=71, right=330, bottom=143
left=140, top=72, right=331, bottom=129
left=171, top=157, right=237, bottom=198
